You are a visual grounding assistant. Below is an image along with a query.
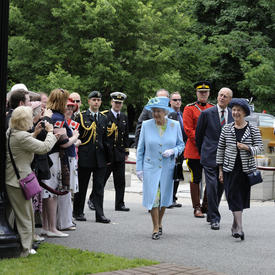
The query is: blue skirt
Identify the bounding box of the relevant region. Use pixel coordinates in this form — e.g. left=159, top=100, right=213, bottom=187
left=224, top=165, right=251, bottom=212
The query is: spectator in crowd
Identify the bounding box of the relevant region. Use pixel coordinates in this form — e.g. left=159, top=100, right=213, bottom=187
left=30, top=101, right=46, bottom=239
left=41, top=88, right=79, bottom=238
left=38, top=92, right=48, bottom=115
left=167, top=92, right=187, bottom=208
left=6, top=86, right=30, bottom=130
left=73, top=91, right=111, bottom=223
left=196, top=88, right=233, bottom=230
left=216, top=98, right=264, bottom=240
left=56, top=99, right=80, bottom=231
left=101, top=92, right=130, bottom=212
left=183, top=81, right=214, bottom=218
left=134, top=89, right=177, bottom=147
left=69, top=92, right=82, bottom=117
left=136, top=97, right=185, bottom=240
left=6, top=106, right=58, bottom=256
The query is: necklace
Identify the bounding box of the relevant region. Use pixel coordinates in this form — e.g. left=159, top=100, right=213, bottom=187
left=234, top=121, right=247, bottom=129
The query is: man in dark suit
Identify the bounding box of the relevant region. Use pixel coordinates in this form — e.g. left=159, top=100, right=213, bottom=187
left=73, top=91, right=111, bottom=223
left=101, top=92, right=130, bottom=211
left=167, top=92, right=187, bottom=208
left=196, top=87, right=233, bottom=230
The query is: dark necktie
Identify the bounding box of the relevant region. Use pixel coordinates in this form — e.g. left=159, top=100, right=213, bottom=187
left=220, top=110, right=225, bottom=127
left=177, top=112, right=184, bottom=131
left=94, top=113, right=97, bottom=124
left=116, top=113, right=120, bottom=121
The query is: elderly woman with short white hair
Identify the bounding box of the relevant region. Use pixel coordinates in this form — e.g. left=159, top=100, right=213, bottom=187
left=136, top=97, right=185, bottom=240
left=6, top=106, right=58, bottom=256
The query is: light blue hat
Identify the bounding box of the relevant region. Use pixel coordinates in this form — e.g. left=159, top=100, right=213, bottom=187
left=145, top=97, right=174, bottom=112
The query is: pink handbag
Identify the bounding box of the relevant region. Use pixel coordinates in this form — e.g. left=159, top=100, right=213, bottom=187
left=8, top=132, right=42, bottom=200
left=18, top=171, right=42, bottom=200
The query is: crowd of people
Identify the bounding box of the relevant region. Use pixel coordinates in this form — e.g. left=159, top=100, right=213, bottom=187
left=5, top=81, right=264, bottom=256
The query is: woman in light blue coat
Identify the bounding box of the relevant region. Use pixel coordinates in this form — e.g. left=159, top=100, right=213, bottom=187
left=136, top=97, right=185, bottom=240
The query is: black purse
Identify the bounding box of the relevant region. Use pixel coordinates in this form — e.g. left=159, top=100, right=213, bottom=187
left=246, top=124, right=263, bottom=187
left=247, top=170, right=263, bottom=186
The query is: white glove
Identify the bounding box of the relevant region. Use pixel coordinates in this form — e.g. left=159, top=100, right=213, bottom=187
left=162, top=149, right=175, bottom=158
left=136, top=170, right=143, bottom=181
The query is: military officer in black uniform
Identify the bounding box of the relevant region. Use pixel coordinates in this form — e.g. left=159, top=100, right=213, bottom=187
left=73, top=91, right=111, bottom=223
left=102, top=92, right=130, bottom=211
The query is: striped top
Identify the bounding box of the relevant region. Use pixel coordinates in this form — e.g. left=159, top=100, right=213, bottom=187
left=216, top=122, right=264, bottom=173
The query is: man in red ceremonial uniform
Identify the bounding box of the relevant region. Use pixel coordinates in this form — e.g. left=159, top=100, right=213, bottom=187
left=183, top=81, right=214, bottom=218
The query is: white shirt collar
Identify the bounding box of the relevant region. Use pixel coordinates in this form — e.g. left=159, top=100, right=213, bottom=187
left=89, top=109, right=99, bottom=117
left=111, top=108, right=120, bottom=118
left=217, top=104, right=228, bottom=113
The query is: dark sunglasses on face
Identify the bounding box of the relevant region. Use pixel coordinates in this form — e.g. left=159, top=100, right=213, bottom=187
left=73, top=100, right=80, bottom=103
left=172, top=99, right=181, bottom=102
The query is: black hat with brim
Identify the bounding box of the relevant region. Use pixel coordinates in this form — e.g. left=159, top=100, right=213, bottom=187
left=194, top=81, right=211, bottom=92
left=229, top=98, right=251, bottom=116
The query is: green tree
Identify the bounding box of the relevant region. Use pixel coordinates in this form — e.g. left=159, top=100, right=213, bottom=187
left=191, top=0, right=275, bottom=112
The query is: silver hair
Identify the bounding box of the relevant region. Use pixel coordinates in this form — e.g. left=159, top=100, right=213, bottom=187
left=156, top=89, right=170, bottom=97
left=33, top=105, right=42, bottom=117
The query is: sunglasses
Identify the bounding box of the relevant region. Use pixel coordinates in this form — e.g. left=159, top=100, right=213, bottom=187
left=73, top=100, right=80, bottom=103
left=172, top=99, right=181, bottom=102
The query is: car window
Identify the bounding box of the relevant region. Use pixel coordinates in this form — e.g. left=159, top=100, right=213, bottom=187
left=259, top=115, right=275, bottom=127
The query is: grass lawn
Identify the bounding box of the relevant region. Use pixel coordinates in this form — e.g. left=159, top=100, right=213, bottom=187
left=0, top=243, right=158, bottom=275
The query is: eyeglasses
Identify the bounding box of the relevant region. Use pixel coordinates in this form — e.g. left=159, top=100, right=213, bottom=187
left=172, top=99, right=181, bottom=102
left=73, top=100, right=80, bottom=103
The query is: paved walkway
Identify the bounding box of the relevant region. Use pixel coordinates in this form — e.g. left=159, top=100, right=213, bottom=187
left=47, top=151, right=275, bottom=274
left=95, top=263, right=226, bottom=275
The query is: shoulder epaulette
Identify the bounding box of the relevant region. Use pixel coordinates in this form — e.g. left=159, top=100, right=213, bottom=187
left=100, top=110, right=109, bottom=116
left=186, top=102, right=197, bottom=107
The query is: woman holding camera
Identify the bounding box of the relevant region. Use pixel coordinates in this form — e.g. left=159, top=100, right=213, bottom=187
left=6, top=106, right=58, bottom=256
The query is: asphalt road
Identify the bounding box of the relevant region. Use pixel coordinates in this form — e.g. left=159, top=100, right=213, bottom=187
left=46, top=190, right=275, bottom=275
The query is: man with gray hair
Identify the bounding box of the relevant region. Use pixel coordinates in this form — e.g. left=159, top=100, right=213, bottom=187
left=134, top=89, right=176, bottom=147
left=196, top=87, right=233, bottom=230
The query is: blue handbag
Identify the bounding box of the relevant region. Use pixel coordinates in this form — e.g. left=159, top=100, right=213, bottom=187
left=247, top=170, right=263, bottom=186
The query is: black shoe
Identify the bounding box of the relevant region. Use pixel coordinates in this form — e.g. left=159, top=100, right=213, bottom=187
left=75, top=214, right=87, bottom=221
left=152, top=232, right=160, bottom=240
left=32, top=243, right=39, bottom=250
left=174, top=202, right=182, bottom=208
left=115, top=206, right=130, bottom=211
left=211, top=222, right=220, bottom=230
left=87, top=199, right=95, bottom=211
left=207, top=215, right=211, bottom=223
left=233, top=231, right=245, bottom=241
left=96, top=216, right=111, bottom=223
left=158, top=227, right=162, bottom=236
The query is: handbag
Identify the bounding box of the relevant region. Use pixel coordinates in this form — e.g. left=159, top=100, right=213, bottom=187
left=8, top=132, right=42, bottom=200
left=246, top=124, right=263, bottom=187
left=247, top=170, right=263, bottom=186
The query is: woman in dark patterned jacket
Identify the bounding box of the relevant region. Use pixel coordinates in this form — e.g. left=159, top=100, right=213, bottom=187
left=216, top=98, right=263, bottom=241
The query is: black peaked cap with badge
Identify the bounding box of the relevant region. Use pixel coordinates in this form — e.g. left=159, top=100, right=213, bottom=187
left=88, top=91, right=102, bottom=98
left=194, top=81, right=211, bottom=92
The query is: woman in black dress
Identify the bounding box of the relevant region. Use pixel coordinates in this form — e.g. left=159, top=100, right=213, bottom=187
left=216, top=98, right=264, bottom=240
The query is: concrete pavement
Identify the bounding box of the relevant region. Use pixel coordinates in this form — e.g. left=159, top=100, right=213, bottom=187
left=45, top=174, right=275, bottom=275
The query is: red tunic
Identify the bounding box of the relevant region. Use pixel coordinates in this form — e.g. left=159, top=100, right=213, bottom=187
left=183, top=102, right=214, bottom=159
